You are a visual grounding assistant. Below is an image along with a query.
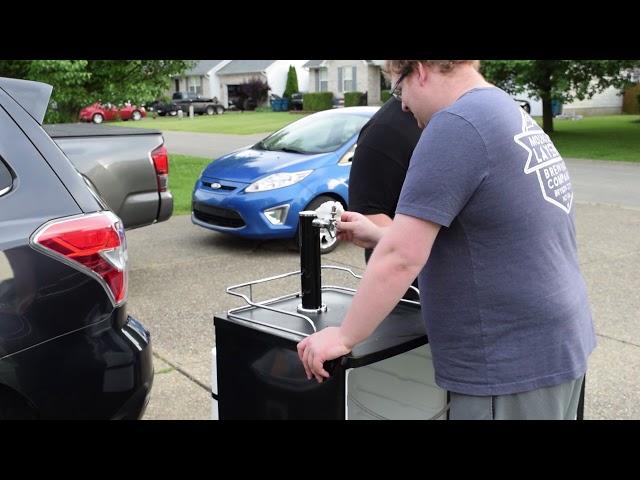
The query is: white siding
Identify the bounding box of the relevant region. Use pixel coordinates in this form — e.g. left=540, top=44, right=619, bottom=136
left=207, top=61, right=232, bottom=102
left=265, top=60, right=309, bottom=96
left=516, top=85, right=624, bottom=117
left=563, top=85, right=623, bottom=115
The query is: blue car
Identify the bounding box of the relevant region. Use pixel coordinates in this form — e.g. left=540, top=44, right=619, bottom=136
left=192, top=106, right=378, bottom=253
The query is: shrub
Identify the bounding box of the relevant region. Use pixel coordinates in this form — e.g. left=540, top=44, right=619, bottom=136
left=344, top=91, right=365, bottom=107
left=239, top=76, right=270, bottom=110
left=345, top=91, right=368, bottom=106
left=303, top=92, right=333, bottom=111
left=381, top=89, right=392, bottom=103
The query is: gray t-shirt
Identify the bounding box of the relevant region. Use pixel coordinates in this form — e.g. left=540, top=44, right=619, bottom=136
left=396, top=87, right=596, bottom=396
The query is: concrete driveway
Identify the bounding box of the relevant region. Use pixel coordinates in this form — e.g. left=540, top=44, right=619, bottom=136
left=162, top=130, right=265, bottom=160
left=130, top=131, right=640, bottom=419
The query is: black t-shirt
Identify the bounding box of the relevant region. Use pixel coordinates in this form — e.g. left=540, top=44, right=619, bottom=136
left=348, top=97, right=422, bottom=300
left=349, top=97, right=422, bottom=218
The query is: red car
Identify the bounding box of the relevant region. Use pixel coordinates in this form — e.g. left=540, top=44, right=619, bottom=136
left=79, top=102, right=146, bottom=124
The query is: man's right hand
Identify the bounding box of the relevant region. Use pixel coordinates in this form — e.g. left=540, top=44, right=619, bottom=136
left=336, top=211, right=384, bottom=249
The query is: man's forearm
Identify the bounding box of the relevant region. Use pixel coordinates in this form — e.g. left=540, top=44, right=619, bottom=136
left=339, top=236, right=422, bottom=349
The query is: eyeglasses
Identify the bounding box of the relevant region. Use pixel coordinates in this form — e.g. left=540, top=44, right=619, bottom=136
left=390, top=71, right=408, bottom=100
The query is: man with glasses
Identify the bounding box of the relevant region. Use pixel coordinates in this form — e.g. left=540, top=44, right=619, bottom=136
left=297, top=60, right=595, bottom=420
left=348, top=80, right=422, bottom=301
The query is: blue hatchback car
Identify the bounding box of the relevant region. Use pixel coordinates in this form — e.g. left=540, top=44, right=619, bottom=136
left=192, top=106, right=378, bottom=253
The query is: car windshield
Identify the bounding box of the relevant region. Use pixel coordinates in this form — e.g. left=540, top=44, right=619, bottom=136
left=257, top=111, right=371, bottom=154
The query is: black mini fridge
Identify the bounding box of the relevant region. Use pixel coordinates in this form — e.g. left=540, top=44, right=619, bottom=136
left=211, top=208, right=448, bottom=420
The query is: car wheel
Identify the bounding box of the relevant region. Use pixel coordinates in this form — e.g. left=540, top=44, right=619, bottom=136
left=131, top=110, right=142, bottom=121
left=215, top=105, right=224, bottom=115
left=92, top=113, right=104, bottom=124
left=297, top=195, right=344, bottom=254
left=205, top=106, right=215, bottom=115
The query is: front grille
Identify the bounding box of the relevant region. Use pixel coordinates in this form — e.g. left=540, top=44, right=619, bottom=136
left=193, top=204, right=245, bottom=228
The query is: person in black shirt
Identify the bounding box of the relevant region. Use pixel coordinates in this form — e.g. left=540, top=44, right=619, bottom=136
left=348, top=96, right=422, bottom=300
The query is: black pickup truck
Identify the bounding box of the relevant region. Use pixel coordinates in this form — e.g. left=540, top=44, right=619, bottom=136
left=171, top=91, right=225, bottom=115
left=145, top=99, right=181, bottom=117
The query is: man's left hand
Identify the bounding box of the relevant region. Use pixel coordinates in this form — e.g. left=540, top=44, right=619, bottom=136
left=297, top=327, right=351, bottom=383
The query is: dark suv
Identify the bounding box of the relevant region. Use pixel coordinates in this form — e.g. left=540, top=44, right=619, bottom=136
left=0, top=77, right=153, bottom=419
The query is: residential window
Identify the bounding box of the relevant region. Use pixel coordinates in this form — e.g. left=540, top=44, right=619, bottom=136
left=319, top=69, right=328, bottom=92
left=188, top=76, right=203, bottom=95
left=338, top=66, right=357, bottom=93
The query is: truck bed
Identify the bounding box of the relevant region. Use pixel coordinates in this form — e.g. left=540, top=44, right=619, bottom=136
left=43, top=123, right=173, bottom=230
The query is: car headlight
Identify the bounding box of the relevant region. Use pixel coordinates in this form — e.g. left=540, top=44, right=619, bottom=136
left=245, top=170, right=313, bottom=193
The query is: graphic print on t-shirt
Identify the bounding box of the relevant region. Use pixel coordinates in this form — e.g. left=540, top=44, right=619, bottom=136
left=513, top=109, right=573, bottom=213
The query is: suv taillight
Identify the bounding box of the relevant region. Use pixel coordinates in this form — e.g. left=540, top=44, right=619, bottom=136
left=31, top=211, right=128, bottom=306
left=151, top=144, right=169, bottom=192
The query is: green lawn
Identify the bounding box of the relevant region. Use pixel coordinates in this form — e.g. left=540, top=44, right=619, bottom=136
left=118, top=111, right=307, bottom=135
left=538, top=115, right=640, bottom=162
left=130, top=111, right=640, bottom=161
left=169, top=153, right=211, bottom=214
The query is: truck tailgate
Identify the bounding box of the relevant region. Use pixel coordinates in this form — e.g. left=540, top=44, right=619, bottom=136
left=44, top=123, right=173, bottom=229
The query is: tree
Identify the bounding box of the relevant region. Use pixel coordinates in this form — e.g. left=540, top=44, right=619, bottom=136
left=481, top=60, right=640, bottom=133
left=283, top=65, right=299, bottom=100
left=0, top=60, right=194, bottom=122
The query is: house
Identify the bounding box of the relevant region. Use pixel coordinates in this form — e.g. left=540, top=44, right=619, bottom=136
left=515, top=86, right=625, bottom=117
left=303, top=60, right=387, bottom=105
left=511, top=68, right=640, bottom=117
left=170, top=60, right=310, bottom=108
left=170, top=60, right=231, bottom=100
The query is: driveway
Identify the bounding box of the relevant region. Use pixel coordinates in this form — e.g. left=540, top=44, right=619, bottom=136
left=129, top=131, right=640, bottom=419
left=162, top=130, right=265, bottom=160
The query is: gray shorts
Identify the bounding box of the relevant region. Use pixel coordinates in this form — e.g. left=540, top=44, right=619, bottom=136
left=448, top=375, right=585, bottom=420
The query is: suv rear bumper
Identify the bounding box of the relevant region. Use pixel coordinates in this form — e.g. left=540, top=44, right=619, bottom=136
left=0, top=313, right=154, bottom=419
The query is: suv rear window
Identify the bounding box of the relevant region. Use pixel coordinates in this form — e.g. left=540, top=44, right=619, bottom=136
left=0, top=158, right=13, bottom=196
